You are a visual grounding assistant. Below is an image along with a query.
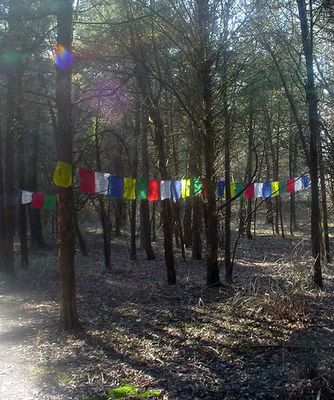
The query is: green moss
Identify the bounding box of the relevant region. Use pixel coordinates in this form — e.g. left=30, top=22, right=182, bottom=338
left=86, top=383, right=161, bottom=399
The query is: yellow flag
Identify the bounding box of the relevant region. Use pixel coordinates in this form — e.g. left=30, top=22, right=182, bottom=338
left=53, top=161, right=72, bottom=188
left=181, top=178, right=191, bottom=198
left=230, top=182, right=235, bottom=197
left=272, top=181, right=279, bottom=196
left=124, top=177, right=136, bottom=200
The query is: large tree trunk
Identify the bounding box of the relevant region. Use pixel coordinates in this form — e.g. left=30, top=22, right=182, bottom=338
left=55, top=0, right=79, bottom=329
left=296, top=0, right=323, bottom=287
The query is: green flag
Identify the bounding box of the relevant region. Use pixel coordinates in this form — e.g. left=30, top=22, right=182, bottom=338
left=43, top=194, right=56, bottom=210
left=191, top=177, right=203, bottom=196
left=279, top=179, right=287, bottom=195
left=235, top=182, right=245, bottom=199
left=137, top=179, right=148, bottom=200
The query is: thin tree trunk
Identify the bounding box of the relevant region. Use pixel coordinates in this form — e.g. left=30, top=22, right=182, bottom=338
left=55, top=0, right=79, bottom=330
left=27, top=126, right=45, bottom=248
left=17, top=72, right=28, bottom=268
left=0, top=122, right=5, bottom=271
left=319, top=143, right=331, bottom=262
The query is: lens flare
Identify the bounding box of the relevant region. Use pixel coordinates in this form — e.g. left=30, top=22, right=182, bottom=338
left=55, top=44, right=74, bottom=71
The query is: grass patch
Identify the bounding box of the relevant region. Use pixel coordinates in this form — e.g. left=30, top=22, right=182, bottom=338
left=87, top=383, right=161, bottom=399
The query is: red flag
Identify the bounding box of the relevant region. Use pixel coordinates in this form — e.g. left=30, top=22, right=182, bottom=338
left=148, top=180, right=160, bottom=201
left=31, top=193, right=44, bottom=209
left=245, top=183, right=254, bottom=199
left=287, top=178, right=295, bottom=193
left=79, top=168, right=96, bottom=193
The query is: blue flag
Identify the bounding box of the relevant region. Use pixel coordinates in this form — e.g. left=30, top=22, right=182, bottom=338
left=108, top=176, right=123, bottom=198
left=171, top=180, right=181, bottom=201
left=262, top=182, right=272, bottom=198
left=301, top=175, right=310, bottom=189
left=217, top=180, right=225, bottom=197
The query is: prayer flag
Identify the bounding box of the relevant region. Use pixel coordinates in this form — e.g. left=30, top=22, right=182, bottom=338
left=148, top=180, right=160, bottom=201
left=53, top=161, right=72, bottom=188
left=124, top=177, right=136, bottom=200
left=301, top=175, right=310, bottom=189
left=108, top=176, right=123, bottom=198
left=287, top=178, right=295, bottom=193
left=235, top=182, right=245, bottom=198
left=245, top=183, right=254, bottom=199
left=230, top=182, right=236, bottom=197
left=191, top=177, right=203, bottom=196
left=181, top=179, right=191, bottom=198
left=79, top=168, right=96, bottom=193
left=95, top=172, right=110, bottom=195
left=202, top=177, right=208, bottom=197
left=31, top=192, right=44, bottom=209
left=262, top=182, right=272, bottom=198
left=43, top=195, right=56, bottom=210
left=12, top=187, right=22, bottom=197
left=217, top=180, right=225, bottom=197
left=21, top=191, right=33, bottom=204
left=272, top=181, right=280, bottom=196
left=160, top=180, right=172, bottom=200
left=279, top=179, right=287, bottom=195
left=294, top=177, right=303, bottom=192
left=254, top=183, right=263, bottom=198
left=137, top=179, right=148, bottom=200
left=171, top=180, right=181, bottom=202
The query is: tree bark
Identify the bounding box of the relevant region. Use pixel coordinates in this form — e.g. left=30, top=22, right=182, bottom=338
left=296, top=0, right=323, bottom=287
left=55, top=0, right=79, bottom=329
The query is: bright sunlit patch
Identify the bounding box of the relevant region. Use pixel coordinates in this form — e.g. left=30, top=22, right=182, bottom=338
left=55, top=44, right=74, bottom=71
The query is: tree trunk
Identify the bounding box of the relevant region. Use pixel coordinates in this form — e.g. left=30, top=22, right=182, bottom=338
left=55, top=0, right=79, bottom=329
left=0, top=122, right=5, bottom=271
left=319, top=143, right=331, bottom=262
left=296, top=0, right=323, bottom=287
left=26, top=126, right=45, bottom=248
left=17, top=72, right=28, bottom=268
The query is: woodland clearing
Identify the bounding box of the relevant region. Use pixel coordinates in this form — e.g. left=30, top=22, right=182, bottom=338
left=1, top=226, right=334, bottom=400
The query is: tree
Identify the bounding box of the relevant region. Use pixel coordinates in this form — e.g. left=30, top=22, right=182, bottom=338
left=55, top=0, right=80, bottom=329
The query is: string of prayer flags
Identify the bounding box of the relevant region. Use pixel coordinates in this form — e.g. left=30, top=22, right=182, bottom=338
left=255, top=183, right=263, bottom=198
left=43, top=194, right=56, bottom=210
left=137, top=179, right=148, bottom=200
left=217, top=181, right=225, bottom=197
left=245, top=183, right=254, bottom=199
left=124, top=177, right=136, bottom=200
left=272, top=181, right=280, bottom=197
left=31, top=193, right=44, bottom=209
left=108, top=176, right=123, bottom=198
left=95, top=172, right=110, bottom=195
left=262, top=182, right=272, bottom=198
left=181, top=179, right=191, bottom=198
left=79, top=168, right=96, bottom=193
left=161, top=180, right=172, bottom=200
left=148, top=180, right=160, bottom=201
left=171, top=180, right=182, bottom=202
left=21, top=191, right=33, bottom=205
left=191, top=177, right=203, bottom=196
left=53, top=161, right=73, bottom=188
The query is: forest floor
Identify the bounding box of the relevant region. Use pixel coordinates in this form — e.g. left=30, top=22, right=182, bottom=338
left=1, top=228, right=334, bottom=400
